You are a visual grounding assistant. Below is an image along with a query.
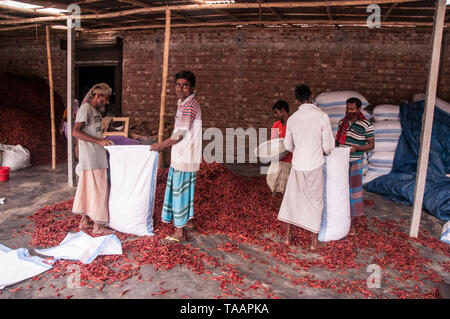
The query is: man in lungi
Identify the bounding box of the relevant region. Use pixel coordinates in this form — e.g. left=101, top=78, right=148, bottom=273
left=151, top=71, right=202, bottom=243
left=72, top=83, right=115, bottom=235
left=335, top=97, right=374, bottom=235
left=266, top=100, right=293, bottom=196
left=277, top=84, right=335, bottom=250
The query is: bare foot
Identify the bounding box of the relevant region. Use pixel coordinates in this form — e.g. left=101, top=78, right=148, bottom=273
left=79, top=216, right=93, bottom=230
left=93, top=224, right=115, bottom=235
left=310, top=241, right=326, bottom=251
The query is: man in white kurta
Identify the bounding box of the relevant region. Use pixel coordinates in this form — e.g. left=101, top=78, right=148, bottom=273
left=277, top=84, right=335, bottom=250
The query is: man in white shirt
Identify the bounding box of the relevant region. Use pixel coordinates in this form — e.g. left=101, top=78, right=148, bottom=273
left=277, top=84, right=335, bottom=250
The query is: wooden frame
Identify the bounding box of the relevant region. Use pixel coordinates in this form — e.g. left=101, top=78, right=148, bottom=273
left=103, top=117, right=129, bottom=137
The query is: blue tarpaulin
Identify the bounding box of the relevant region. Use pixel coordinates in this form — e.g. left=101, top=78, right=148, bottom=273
left=364, top=100, right=450, bottom=221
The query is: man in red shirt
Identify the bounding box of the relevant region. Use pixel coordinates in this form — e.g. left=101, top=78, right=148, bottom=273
left=266, top=100, right=293, bottom=196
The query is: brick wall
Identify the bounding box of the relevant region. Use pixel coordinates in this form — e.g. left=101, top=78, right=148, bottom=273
left=1, top=26, right=449, bottom=141
left=119, top=27, right=449, bottom=134
left=0, top=30, right=67, bottom=108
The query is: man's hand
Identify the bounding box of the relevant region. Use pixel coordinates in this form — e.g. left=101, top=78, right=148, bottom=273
left=150, top=143, right=162, bottom=152
left=98, top=139, right=114, bottom=147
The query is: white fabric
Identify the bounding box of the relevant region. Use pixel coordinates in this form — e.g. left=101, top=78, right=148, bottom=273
left=0, top=144, right=30, bottom=171
left=441, top=221, right=450, bottom=245
left=368, top=152, right=395, bottom=168
left=0, top=244, right=53, bottom=289
left=106, top=145, right=158, bottom=236
left=318, top=147, right=351, bottom=242
left=372, top=120, right=402, bottom=138
left=284, top=103, right=335, bottom=171
left=34, top=231, right=122, bottom=264
left=373, top=104, right=400, bottom=121
left=171, top=95, right=203, bottom=172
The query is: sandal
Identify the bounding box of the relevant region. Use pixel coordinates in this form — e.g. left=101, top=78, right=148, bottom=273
left=161, top=235, right=183, bottom=244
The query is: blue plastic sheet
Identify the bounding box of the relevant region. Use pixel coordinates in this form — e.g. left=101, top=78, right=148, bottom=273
left=364, top=100, right=450, bottom=221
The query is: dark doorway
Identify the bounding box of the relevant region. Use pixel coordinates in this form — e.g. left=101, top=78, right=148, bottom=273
left=77, top=66, right=119, bottom=116
left=73, top=37, right=123, bottom=116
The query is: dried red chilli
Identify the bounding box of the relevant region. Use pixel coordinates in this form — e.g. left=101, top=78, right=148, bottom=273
left=26, top=162, right=447, bottom=299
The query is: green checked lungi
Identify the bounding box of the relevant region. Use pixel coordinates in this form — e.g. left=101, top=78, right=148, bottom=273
left=162, top=167, right=196, bottom=228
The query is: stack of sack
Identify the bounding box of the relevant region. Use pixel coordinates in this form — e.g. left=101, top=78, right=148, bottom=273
left=363, top=104, right=401, bottom=184
left=315, top=90, right=373, bottom=176
left=315, top=90, right=373, bottom=136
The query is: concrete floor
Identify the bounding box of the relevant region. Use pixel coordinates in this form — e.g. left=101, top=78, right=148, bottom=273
left=0, top=163, right=449, bottom=303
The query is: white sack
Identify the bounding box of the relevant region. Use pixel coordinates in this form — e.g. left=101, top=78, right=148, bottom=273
left=106, top=145, right=159, bottom=236
left=368, top=152, right=395, bottom=168
left=0, top=244, right=53, bottom=289
left=373, top=120, right=402, bottom=138
left=318, top=147, right=351, bottom=242
left=373, top=137, right=399, bottom=153
left=441, top=221, right=450, bottom=245
left=373, top=104, right=400, bottom=121
left=315, top=90, right=370, bottom=108
left=413, top=93, right=450, bottom=114
left=0, top=144, right=30, bottom=171
left=34, top=231, right=122, bottom=264
left=362, top=166, right=392, bottom=185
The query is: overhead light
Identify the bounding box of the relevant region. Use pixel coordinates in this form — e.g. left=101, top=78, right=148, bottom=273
left=0, top=0, right=41, bottom=10
left=204, top=1, right=235, bottom=3
left=36, top=8, right=69, bottom=15
left=0, top=1, right=68, bottom=15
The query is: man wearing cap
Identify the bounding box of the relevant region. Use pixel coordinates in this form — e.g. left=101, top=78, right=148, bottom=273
left=72, top=83, right=115, bottom=235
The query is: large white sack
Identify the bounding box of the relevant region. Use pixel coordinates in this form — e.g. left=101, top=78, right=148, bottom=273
left=373, top=120, right=402, bottom=138
left=373, top=104, right=400, bottom=121
left=373, top=137, right=399, bottom=153
left=0, top=244, right=53, bottom=289
left=0, top=144, right=30, bottom=171
left=368, top=152, right=395, bottom=168
left=318, top=147, right=351, bottom=242
left=106, top=145, right=158, bottom=236
left=413, top=93, right=450, bottom=114
left=441, top=221, right=450, bottom=245
left=315, top=90, right=370, bottom=108
left=362, top=166, right=392, bottom=184
left=34, top=231, right=122, bottom=264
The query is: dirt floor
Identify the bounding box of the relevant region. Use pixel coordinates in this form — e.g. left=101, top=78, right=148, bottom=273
left=0, top=163, right=449, bottom=308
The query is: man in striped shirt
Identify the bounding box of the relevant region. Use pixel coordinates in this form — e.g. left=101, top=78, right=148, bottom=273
left=151, top=71, right=202, bottom=243
left=335, top=97, right=375, bottom=235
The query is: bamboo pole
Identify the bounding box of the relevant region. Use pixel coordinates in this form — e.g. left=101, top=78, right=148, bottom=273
left=409, top=0, right=446, bottom=238
left=157, top=7, right=171, bottom=169
left=0, top=0, right=423, bottom=26
left=45, top=25, right=56, bottom=170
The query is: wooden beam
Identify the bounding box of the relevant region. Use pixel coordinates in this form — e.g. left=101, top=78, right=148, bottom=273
left=409, top=0, right=446, bottom=238
left=67, top=18, right=75, bottom=187
left=45, top=25, right=56, bottom=170
left=158, top=8, right=171, bottom=169
left=383, top=3, right=399, bottom=21
left=0, top=1, right=424, bottom=26
left=269, top=8, right=283, bottom=19
left=84, top=17, right=445, bottom=33
left=326, top=6, right=333, bottom=21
